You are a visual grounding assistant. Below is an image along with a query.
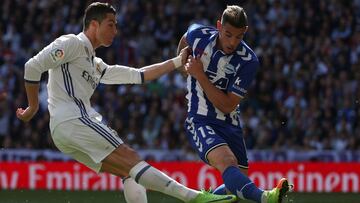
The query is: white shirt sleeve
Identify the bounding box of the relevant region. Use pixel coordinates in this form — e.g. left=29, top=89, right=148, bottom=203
left=95, top=57, right=143, bottom=84
left=24, top=34, right=80, bottom=82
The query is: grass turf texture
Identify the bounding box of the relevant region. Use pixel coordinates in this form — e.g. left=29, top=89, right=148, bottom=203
left=0, top=190, right=360, bottom=203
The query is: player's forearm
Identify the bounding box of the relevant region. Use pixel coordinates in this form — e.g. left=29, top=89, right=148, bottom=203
left=24, top=82, right=40, bottom=110
left=141, top=57, right=180, bottom=82
left=196, top=74, right=238, bottom=114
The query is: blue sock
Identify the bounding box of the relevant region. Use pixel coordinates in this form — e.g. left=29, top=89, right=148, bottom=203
left=213, top=184, right=226, bottom=195
left=222, top=166, right=263, bottom=203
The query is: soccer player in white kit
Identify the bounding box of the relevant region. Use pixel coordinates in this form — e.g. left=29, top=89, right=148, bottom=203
left=16, top=2, right=236, bottom=203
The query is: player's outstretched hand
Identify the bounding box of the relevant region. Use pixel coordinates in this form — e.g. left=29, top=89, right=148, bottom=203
left=184, top=55, right=204, bottom=80
left=16, top=106, right=38, bottom=122
left=178, top=46, right=192, bottom=65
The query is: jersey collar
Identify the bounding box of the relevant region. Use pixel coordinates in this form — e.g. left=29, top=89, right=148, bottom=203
left=211, top=33, right=228, bottom=56
left=78, top=32, right=95, bottom=55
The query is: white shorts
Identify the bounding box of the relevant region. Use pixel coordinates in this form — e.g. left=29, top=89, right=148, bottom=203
left=52, top=117, right=123, bottom=172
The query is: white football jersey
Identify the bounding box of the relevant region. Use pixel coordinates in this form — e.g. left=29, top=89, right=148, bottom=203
left=24, top=32, right=143, bottom=133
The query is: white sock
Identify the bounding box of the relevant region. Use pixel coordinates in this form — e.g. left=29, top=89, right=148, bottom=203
left=123, top=177, right=147, bottom=203
left=129, top=161, right=199, bottom=202
left=261, top=191, right=268, bottom=203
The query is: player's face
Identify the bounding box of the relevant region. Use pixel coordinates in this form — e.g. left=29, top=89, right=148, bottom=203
left=96, top=13, right=117, bottom=47
left=217, top=20, right=248, bottom=54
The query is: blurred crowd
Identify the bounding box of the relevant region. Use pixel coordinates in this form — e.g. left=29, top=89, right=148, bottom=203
left=0, top=0, right=359, bottom=157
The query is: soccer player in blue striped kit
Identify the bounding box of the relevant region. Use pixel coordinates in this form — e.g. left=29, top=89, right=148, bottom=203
left=177, top=5, right=292, bottom=203
left=16, top=2, right=236, bottom=203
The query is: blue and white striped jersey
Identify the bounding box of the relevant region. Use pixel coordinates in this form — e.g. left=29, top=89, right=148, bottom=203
left=185, top=24, right=259, bottom=127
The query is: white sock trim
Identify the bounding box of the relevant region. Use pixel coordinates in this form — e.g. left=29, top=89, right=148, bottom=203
left=129, top=161, right=198, bottom=202
left=129, top=161, right=150, bottom=183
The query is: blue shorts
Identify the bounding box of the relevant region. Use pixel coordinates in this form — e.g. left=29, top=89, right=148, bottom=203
left=185, top=116, right=249, bottom=169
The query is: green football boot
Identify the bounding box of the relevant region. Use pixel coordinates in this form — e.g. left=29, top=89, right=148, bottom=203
left=188, top=190, right=236, bottom=203
left=262, top=178, right=293, bottom=203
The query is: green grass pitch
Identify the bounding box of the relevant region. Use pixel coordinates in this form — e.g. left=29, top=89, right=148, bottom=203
left=0, top=190, right=359, bottom=203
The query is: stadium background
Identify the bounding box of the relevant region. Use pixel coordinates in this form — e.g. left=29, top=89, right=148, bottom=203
left=0, top=0, right=360, bottom=202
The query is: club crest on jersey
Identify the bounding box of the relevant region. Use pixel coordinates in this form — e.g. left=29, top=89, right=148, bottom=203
left=224, top=64, right=240, bottom=75
left=50, top=48, right=64, bottom=62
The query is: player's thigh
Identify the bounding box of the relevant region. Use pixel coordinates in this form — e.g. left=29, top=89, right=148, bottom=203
left=185, top=118, right=249, bottom=169
left=206, top=145, right=239, bottom=172
left=223, top=127, right=249, bottom=170
left=52, top=118, right=124, bottom=172
left=185, top=118, right=227, bottom=164
left=101, top=144, right=142, bottom=176
left=206, top=145, right=249, bottom=175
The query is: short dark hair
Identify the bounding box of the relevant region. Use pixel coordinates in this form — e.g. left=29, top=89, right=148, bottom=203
left=221, top=5, right=248, bottom=28
left=83, top=2, right=116, bottom=31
